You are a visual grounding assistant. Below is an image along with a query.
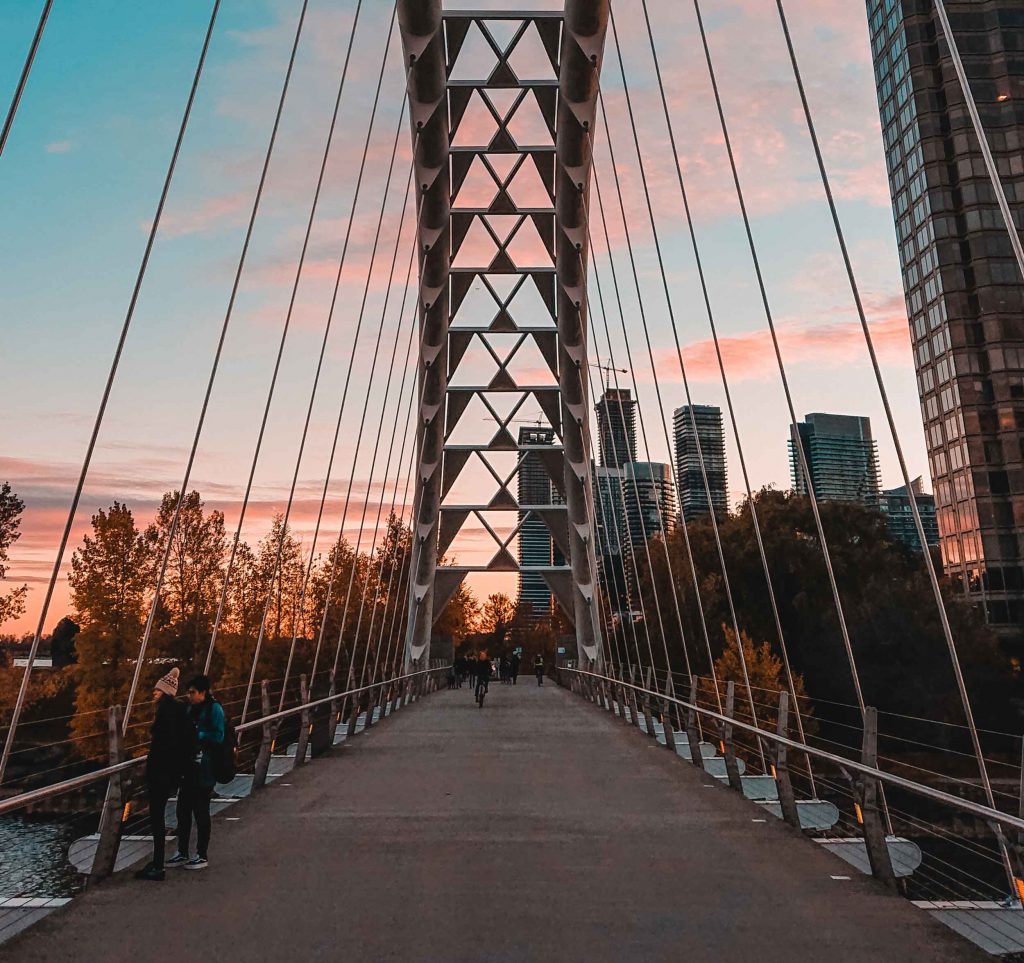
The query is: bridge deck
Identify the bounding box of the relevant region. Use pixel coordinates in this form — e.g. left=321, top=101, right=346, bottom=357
left=1, top=682, right=982, bottom=962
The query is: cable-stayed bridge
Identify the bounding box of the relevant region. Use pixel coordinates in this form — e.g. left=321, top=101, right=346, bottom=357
left=1, top=0, right=1024, bottom=958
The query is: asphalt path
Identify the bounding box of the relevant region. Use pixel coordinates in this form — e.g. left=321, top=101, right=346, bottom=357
left=1, top=678, right=984, bottom=962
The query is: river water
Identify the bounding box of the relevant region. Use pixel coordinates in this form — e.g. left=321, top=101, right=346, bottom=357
left=0, top=816, right=88, bottom=898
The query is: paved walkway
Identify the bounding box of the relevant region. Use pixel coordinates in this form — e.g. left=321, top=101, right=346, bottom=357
left=1, top=681, right=982, bottom=962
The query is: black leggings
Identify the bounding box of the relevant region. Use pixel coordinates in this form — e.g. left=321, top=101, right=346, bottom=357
left=176, top=781, right=214, bottom=859
left=147, top=785, right=173, bottom=870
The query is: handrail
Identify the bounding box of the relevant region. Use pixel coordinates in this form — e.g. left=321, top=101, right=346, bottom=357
left=0, top=665, right=446, bottom=818
left=561, top=667, right=1024, bottom=836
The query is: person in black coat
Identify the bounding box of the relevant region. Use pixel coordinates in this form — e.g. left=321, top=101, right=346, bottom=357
left=136, top=667, right=195, bottom=881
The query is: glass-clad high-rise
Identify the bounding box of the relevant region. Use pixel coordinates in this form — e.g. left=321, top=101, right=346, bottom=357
left=866, top=0, right=1024, bottom=637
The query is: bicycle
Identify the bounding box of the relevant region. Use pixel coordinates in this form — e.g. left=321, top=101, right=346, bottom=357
left=475, top=677, right=488, bottom=707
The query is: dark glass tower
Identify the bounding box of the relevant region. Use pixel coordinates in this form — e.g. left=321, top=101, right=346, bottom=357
left=866, top=0, right=1024, bottom=637
left=789, top=413, right=881, bottom=504
left=596, top=388, right=637, bottom=469
left=673, top=404, right=728, bottom=520
left=517, top=426, right=562, bottom=615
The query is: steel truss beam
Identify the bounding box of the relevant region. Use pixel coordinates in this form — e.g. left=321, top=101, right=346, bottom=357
left=399, top=0, right=607, bottom=667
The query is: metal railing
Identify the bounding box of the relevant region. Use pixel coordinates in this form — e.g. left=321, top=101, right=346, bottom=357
left=0, top=662, right=449, bottom=906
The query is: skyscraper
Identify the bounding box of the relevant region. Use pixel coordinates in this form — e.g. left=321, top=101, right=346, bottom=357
left=866, top=0, right=1024, bottom=634
left=879, top=477, right=940, bottom=555
left=593, top=465, right=628, bottom=611
left=595, top=388, right=637, bottom=469
left=621, top=462, right=676, bottom=547
left=517, top=426, right=562, bottom=615
left=673, top=404, right=728, bottom=521
left=789, top=413, right=881, bottom=504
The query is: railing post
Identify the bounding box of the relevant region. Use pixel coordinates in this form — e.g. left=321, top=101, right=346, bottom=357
left=89, top=705, right=125, bottom=883
left=628, top=667, right=642, bottom=730
left=773, top=690, right=801, bottom=829
left=641, top=667, right=657, bottom=739
left=661, top=677, right=677, bottom=754
left=294, top=674, right=311, bottom=767
left=325, top=670, right=339, bottom=750
left=856, top=707, right=897, bottom=889
left=722, top=681, right=744, bottom=793
left=253, top=681, right=274, bottom=791
left=686, top=676, right=704, bottom=771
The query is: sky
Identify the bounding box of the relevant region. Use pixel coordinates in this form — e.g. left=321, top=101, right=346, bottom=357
left=0, top=0, right=927, bottom=636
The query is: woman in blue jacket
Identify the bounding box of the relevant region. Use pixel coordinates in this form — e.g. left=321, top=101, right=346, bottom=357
left=167, top=674, right=225, bottom=871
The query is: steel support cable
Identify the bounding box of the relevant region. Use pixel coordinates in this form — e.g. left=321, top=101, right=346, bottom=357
left=122, top=0, right=312, bottom=734
left=278, top=225, right=415, bottom=710
left=587, top=174, right=692, bottom=693
left=689, top=0, right=869, bottom=725
left=322, top=232, right=417, bottom=701
left=239, top=102, right=411, bottom=724
left=591, top=163, right=723, bottom=711
left=603, top=14, right=764, bottom=758
left=0, top=0, right=52, bottom=159
left=361, top=326, right=421, bottom=692
left=354, top=321, right=419, bottom=695
left=774, top=0, right=1011, bottom=881
left=633, top=0, right=812, bottom=785
left=203, top=0, right=366, bottom=675
left=933, top=0, right=1024, bottom=279
left=303, top=141, right=416, bottom=688
left=587, top=363, right=643, bottom=677
left=0, top=0, right=224, bottom=777
left=587, top=310, right=657, bottom=676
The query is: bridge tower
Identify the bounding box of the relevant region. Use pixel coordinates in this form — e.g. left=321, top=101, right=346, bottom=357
left=398, top=1, right=608, bottom=667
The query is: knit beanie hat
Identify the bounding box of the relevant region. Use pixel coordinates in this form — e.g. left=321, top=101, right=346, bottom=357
left=155, top=667, right=180, bottom=697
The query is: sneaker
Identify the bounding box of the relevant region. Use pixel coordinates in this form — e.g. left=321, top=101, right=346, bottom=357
left=134, top=864, right=165, bottom=882
left=166, top=852, right=189, bottom=867
left=184, top=856, right=208, bottom=871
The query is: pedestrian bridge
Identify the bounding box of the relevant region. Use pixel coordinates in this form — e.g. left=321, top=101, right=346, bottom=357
left=0, top=674, right=994, bottom=962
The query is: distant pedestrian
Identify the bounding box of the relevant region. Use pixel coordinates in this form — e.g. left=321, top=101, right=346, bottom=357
left=136, top=667, right=194, bottom=882
left=534, top=654, right=544, bottom=686
left=167, top=675, right=225, bottom=871
left=510, top=653, right=521, bottom=685
left=499, top=656, right=510, bottom=684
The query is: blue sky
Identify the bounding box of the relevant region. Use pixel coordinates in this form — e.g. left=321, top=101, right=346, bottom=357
left=1, top=0, right=928, bottom=632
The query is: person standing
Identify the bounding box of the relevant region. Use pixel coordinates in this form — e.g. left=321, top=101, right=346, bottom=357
left=534, top=654, right=544, bottom=686
left=167, top=674, right=225, bottom=871
left=136, top=667, right=194, bottom=882
left=510, top=652, right=521, bottom=685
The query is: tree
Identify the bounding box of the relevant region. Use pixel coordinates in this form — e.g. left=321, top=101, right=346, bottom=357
left=435, top=582, right=481, bottom=653
left=0, top=482, right=27, bottom=628
left=146, top=490, right=226, bottom=670
left=68, top=502, right=152, bottom=755
left=50, top=616, right=80, bottom=667
left=641, top=488, right=1015, bottom=736
left=480, top=592, right=516, bottom=653
left=707, top=625, right=813, bottom=734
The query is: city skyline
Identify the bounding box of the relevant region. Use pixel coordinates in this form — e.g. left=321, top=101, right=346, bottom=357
left=0, top=0, right=991, bottom=636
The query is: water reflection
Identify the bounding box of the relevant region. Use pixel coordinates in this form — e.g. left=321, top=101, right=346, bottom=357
left=0, top=816, right=89, bottom=898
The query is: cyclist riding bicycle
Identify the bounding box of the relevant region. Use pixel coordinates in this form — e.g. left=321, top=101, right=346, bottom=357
left=474, top=651, right=492, bottom=706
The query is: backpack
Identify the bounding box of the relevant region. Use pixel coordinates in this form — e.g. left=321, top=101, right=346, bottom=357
left=212, top=700, right=238, bottom=785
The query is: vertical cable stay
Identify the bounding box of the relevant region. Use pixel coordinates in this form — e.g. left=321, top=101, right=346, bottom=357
left=634, top=0, right=813, bottom=786
left=593, top=147, right=725, bottom=712
left=775, top=0, right=1007, bottom=874
left=0, top=0, right=223, bottom=784
left=205, top=0, right=367, bottom=675
left=588, top=249, right=688, bottom=685
left=239, top=91, right=411, bottom=724
left=302, top=198, right=416, bottom=704
left=277, top=178, right=416, bottom=711
left=121, top=0, right=312, bottom=734
left=604, top=10, right=764, bottom=760
left=0, top=0, right=53, bottom=159
left=689, top=0, right=871, bottom=728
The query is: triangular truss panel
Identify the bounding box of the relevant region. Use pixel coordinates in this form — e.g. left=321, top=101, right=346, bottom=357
left=400, top=2, right=608, bottom=667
